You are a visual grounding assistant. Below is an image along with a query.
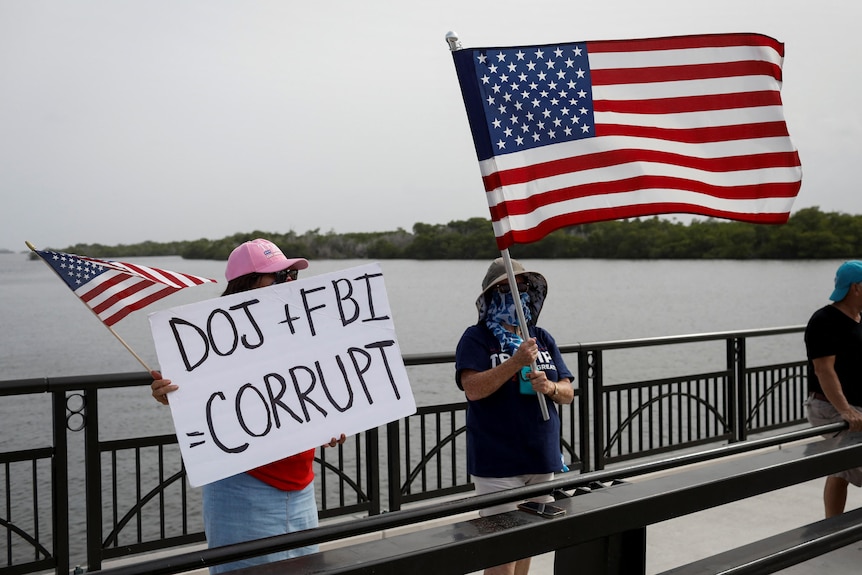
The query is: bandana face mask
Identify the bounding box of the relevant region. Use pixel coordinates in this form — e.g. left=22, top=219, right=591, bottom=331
left=485, top=290, right=532, bottom=355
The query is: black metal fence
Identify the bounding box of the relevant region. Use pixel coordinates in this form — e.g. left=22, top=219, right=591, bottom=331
left=0, top=326, right=809, bottom=575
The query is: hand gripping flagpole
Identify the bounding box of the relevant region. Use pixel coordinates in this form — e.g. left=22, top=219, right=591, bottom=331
left=501, top=250, right=550, bottom=421
left=25, top=240, right=154, bottom=373
left=447, top=32, right=550, bottom=422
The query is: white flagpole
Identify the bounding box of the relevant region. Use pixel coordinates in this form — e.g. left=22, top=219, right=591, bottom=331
left=25, top=241, right=154, bottom=373
left=500, top=249, right=550, bottom=421
left=446, top=32, right=550, bottom=422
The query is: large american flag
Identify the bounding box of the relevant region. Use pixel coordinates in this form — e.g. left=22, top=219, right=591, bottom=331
left=34, top=249, right=217, bottom=326
left=451, top=32, right=803, bottom=249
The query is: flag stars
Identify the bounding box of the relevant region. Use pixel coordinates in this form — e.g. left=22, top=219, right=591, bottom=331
left=473, top=42, right=593, bottom=152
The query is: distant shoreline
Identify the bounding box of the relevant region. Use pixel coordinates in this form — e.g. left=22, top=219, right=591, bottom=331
left=12, top=207, right=862, bottom=260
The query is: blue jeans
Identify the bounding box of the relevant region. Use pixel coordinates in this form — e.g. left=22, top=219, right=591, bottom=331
left=202, top=473, right=319, bottom=573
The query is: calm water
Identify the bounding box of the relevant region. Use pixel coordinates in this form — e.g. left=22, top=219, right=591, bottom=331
left=0, top=253, right=841, bottom=446
left=0, top=253, right=844, bottom=565
left=0, top=254, right=840, bottom=377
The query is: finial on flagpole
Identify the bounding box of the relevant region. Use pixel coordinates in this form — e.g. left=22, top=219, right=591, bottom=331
left=445, top=31, right=462, bottom=51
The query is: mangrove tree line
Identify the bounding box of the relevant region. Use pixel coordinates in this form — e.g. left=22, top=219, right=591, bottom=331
left=56, top=207, right=862, bottom=261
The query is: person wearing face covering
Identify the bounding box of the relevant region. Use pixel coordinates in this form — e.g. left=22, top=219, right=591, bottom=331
left=455, top=258, right=574, bottom=575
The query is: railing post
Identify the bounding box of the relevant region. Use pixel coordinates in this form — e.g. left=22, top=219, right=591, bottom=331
left=84, top=388, right=103, bottom=571
left=587, top=350, right=605, bottom=471
left=386, top=420, right=402, bottom=512
left=51, top=389, right=70, bottom=575
left=736, top=337, right=748, bottom=442
left=365, top=427, right=381, bottom=516
left=727, top=337, right=748, bottom=443
left=577, top=349, right=592, bottom=473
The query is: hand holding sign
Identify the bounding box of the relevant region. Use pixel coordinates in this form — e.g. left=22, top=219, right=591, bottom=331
left=148, top=262, right=416, bottom=487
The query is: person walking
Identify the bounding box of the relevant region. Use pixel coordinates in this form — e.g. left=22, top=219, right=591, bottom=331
left=805, top=260, right=862, bottom=518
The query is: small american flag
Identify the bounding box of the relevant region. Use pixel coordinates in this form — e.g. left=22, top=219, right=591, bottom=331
left=34, top=249, right=217, bottom=326
left=451, top=32, right=803, bottom=249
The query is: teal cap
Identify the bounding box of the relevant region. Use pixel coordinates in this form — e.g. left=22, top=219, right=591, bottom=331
left=830, top=260, right=862, bottom=301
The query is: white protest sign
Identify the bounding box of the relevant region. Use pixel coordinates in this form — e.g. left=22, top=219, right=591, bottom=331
left=148, top=262, right=415, bottom=487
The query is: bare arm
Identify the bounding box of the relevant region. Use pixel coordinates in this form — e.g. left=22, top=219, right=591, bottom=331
left=461, top=338, right=538, bottom=401
left=528, top=373, right=574, bottom=405
left=812, top=356, right=862, bottom=431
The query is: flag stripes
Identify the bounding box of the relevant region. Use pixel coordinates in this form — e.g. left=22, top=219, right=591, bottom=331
left=452, top=32, right=802, bottom=249
left=34, top=249, right=216, bottom=326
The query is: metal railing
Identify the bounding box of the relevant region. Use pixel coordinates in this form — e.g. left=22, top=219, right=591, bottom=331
left=0, top=325, right=809, bottom=574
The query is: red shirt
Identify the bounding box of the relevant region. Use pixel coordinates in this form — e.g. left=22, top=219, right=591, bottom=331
left=247, top=449, right=315, bottom=491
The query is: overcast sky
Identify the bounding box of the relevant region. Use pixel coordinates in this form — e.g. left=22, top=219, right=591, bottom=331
left=1, top=0, right=858, bottom=252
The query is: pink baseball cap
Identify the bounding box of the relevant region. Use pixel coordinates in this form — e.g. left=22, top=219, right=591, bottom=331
left=225, top=238, right=309, bottom=281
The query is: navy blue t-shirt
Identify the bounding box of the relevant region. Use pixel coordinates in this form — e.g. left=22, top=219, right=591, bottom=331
left=455, top=324, right=573, bottom=477
left=805, top=304, right=862, bottom=406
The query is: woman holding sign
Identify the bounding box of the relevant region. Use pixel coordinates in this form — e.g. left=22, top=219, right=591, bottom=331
left=151, top=238, right=346, bottom=574
left=455, top=257, right=574, bottom=575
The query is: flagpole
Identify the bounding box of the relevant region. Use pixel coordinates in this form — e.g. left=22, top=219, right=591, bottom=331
left=25, top=241, right=154, bottom=373
left=447, top=32, right=549, bottom=422
left=500, top=249, right=550, bottom=421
